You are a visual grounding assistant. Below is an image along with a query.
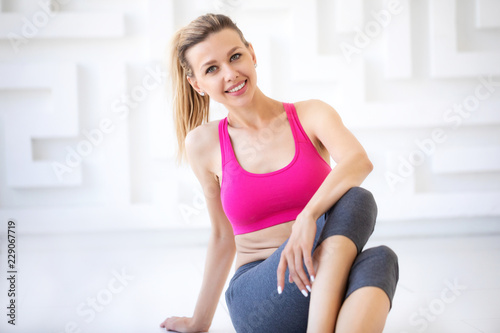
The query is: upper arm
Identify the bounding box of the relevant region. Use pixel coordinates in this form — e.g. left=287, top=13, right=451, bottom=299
left=185, top=125, right=236, bottom=239
left=299, top=99, right=371, bottom=165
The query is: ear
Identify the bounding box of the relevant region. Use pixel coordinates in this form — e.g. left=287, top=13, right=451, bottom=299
left=247, top=43, right=257, bottom=65
left=186, top=76, right=202, bottom=94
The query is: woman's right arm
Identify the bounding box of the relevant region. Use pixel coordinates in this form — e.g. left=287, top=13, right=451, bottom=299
left=160, top=124, right=236, bottom=332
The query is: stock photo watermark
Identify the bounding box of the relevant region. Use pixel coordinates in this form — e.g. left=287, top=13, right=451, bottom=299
left=7, top=0, right=71, bottom=53
left=213, top=0, right=242, bottom=13
left=386, top=74, right=500, bottom=191
left=5, top=219, right=18, bottom=326
left=51, top=65, right=166, bottom=182
left=57, top=267, right=134, bottom=333
left=239, top=288, right=281, bottom=332
left=402, top=278, right=467, bottom=333
left=179, top=187, right=206, bottom=225
left=340, top=0, right=403, bottom=64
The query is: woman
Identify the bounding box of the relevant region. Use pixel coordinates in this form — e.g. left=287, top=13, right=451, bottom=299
left=161, top=13, right=398, bottom=333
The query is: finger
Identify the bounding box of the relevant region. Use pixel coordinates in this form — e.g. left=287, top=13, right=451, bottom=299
left=287, top=254, right=297, bottom=286
left=288, top=251, right=307, bottom=297
left=303, top=247, right=316, bottom=284
left=293, top=249, right=310, bottom=297
left=163, top=317, right=174, bottom=330
left=160, top=317, right=169, bottom=328
left=276, top=253, right=287, bottom=294
left=165, top=317, right=182, bottom=331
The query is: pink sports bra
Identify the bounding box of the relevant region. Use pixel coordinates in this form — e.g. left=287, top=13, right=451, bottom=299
left=218, top=102, right=332, bottom=235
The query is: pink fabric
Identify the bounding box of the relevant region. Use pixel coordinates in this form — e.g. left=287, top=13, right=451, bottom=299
left=218, top=102, right=332, bottom=235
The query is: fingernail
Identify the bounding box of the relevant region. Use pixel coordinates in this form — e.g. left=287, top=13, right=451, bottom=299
left=311, top=275, right=315, bottom=282
left=306, top=285, right=311, bottom=292
left=277, top=286, right=282, bottom=294
left=301, top=289, right=308, bottom=297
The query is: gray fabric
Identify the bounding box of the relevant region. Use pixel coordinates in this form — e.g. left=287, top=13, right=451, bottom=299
left=224, top=187, right=399, bottom=333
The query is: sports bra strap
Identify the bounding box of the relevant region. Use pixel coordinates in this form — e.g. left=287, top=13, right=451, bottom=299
left=218, top=117, right=230, bottom=167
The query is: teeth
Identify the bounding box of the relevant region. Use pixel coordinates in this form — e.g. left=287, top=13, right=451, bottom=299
left=228, top=81, right=245, bottom=93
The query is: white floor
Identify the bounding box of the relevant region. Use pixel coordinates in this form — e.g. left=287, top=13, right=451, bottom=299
left=0, top=230, right=499, bottom=333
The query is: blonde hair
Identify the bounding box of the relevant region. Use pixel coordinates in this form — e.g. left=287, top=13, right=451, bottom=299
left=170, top=13, right=249, bottom=163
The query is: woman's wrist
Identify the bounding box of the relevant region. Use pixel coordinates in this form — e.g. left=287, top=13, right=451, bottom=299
left=191, top=313, right=211, bottom=332
left=297, top=208, right=320, bottom=224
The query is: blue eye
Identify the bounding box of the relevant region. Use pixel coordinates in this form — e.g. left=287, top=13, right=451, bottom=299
left=206, top=66, right=216, bottom=74
left=230, top=53, right=241, bottom=61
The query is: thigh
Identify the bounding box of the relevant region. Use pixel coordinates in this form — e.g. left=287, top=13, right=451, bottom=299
left=225, top=262, right=309, bottom=333
left=225, top=213, right=334, bottom=333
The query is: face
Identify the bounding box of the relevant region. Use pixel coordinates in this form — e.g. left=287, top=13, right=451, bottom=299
left=185, top=28, right=257, bottom=108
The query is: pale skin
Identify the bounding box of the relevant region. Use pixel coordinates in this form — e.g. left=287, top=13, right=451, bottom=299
left=160, top=28, right=390, bottom=332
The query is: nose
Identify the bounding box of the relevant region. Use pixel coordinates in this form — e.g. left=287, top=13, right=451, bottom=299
left=222, top=63, right=239, bottom=82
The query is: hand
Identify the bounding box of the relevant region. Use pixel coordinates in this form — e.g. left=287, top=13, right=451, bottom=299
left=276, top=212, right=317, bottom=297
left=159, top=316, right=208, bottom=332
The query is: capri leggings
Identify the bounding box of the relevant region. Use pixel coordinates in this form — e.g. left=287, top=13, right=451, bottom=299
left=224, top=187, right=399, bottom=333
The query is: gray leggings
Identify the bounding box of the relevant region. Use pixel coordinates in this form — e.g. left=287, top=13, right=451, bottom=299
left=224, top=187, right=399, bottom=333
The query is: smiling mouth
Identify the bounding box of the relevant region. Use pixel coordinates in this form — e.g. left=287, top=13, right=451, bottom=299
left=226, top=80, right=247, bottom=93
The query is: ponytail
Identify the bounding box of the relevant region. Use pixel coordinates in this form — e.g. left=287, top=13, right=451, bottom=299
left=169, top=13, right=249, bottom=164
left=170, top=30, right=210, bottom=164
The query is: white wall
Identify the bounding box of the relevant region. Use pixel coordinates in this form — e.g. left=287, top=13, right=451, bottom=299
left=0, top=0, right=499, bottom=238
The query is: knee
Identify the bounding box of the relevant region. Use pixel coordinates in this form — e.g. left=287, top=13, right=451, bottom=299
left=330, top=187, right=377, bottom=213
left=371, top=245, right=399, bottom=281
left=333, top=186, right=378, bottom=228
left=373, top=245, right=398, bottom=263
left=345, top=187, right=376, bottom=210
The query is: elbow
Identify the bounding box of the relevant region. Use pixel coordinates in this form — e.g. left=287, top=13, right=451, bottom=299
left=211, top=230, right=236, bottom=252
left=364, top=155, right=374, bottom=175
left=350, top=152, right=373, bottom=182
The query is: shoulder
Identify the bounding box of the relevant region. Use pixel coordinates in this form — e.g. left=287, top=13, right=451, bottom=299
left=185, top=119, right=220, bottom=151
left=185, top=119, right=222, bottom=173
left=293, top=99, right=343, bottom=127
left=294, top=99, right=338, bottom=114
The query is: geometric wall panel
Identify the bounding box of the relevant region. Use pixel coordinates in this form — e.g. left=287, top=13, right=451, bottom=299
left=384, top=0, right=412, bottom=79
left=0, top=0, right=498, bottom=236
left=290, top=0, right=349, bottom=83
left=334, top=0, right=363, bottom=33
left=476, top=0, right=500, bottom=29
left=432, top=147, right=500, bottom=174
left=0, top=12, right=124, bottom=45
left=147, top=0, right=175, bottom=61
left=0, top=63, right=81, bottom=187
left=430, top=0, right=500, bottom=77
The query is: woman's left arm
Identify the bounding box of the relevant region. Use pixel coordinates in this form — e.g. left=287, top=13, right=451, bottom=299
left=276, top=99, right=373, bottom=295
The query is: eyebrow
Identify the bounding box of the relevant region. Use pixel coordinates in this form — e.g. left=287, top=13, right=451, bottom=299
left=200, top=46, right=242, bottom=71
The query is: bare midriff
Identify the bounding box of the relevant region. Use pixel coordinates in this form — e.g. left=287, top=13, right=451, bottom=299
left=234, top=220, right=295, bottom=270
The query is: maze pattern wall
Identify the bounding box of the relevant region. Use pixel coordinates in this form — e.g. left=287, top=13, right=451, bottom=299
left=0, top=0, right=499, bottom=236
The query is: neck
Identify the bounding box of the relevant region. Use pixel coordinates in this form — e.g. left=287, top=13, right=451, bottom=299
left=225, top=87, right=284, bottom=129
